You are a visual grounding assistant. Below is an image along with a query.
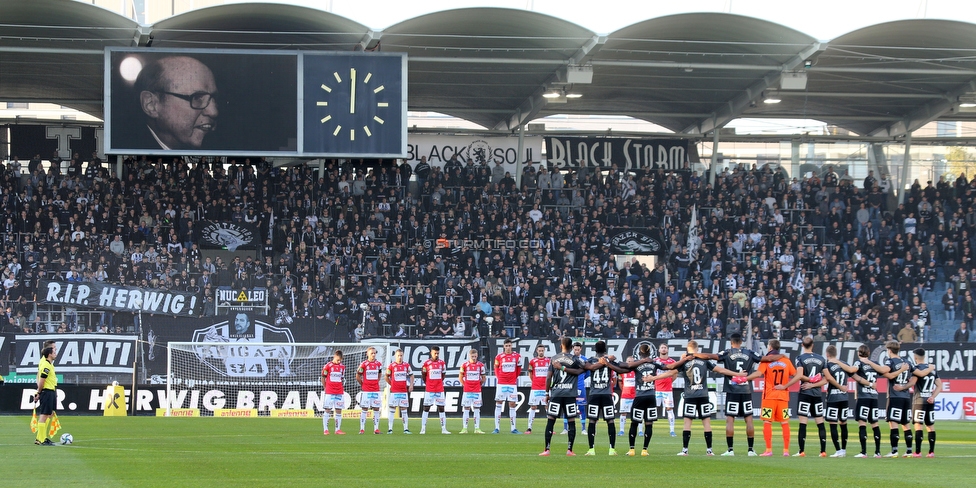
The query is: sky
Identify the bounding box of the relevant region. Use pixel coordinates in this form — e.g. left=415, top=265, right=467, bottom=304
left=225, top=0, right=976, bottom=40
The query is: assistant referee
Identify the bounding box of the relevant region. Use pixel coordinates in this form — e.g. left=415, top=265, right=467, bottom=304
left=34, top=345, right=58, bottom=446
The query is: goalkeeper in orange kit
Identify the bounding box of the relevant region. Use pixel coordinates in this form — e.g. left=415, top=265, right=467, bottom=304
left=742, top=339, right=801, bottom=456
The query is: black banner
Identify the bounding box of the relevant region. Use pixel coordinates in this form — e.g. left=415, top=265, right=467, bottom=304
left=544, top=136, right=699, bottom=170
left=7, top=125, right=99, bottom=162
left=39, top=279, right=200, bottom=317
left=14, top=334, right=137, bottom=375
left=608, top=228, right=665, bottom=255
left=363, top=338, right=481, bottom=379
left=142, top=313, right=340, bottom=382
left=198, top=221, right=259, bottom=251
left=0, top=383, right=529, bottom=416
left=0, top=333, right=12, bottom=376
left=487, top=338, right=976, bottom=379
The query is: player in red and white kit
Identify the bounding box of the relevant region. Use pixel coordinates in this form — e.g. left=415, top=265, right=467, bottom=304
left=420, top=345, right=451, bottom=435
left=385, top=349, right=414, bottom=434
left=459, top=348, right=487, bottom=434
left=321, top=350, right=346, bottom=435
left=356, top=346, right=383, bottom=434
left=655, top=343, right=678, bottom=436
left=526, top=344, right=550, bottom=434
left=617, top=358, right=640, bottom=437
left=494, top=338, right=522, bottom=434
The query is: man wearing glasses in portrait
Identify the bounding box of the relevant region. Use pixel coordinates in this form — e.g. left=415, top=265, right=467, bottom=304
left=134, top=55, right=219, bottom=150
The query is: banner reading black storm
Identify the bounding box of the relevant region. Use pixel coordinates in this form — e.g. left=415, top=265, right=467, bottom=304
left=544, top=136, right=699, bottom=171
left=39, top=279, right=200, bottom=317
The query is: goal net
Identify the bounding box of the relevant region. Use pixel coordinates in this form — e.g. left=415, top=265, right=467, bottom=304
left=166, top=342, right=392, bottom=416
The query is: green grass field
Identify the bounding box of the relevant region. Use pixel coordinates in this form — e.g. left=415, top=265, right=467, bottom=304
left=2, top=416, right=974, bottom=487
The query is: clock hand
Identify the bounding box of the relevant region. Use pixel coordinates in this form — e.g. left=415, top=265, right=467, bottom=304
left=350, top=68, right=356, bottom=114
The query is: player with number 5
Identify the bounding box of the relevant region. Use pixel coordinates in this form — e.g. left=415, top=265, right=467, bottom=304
left=669, top=340, right=747, bottom=456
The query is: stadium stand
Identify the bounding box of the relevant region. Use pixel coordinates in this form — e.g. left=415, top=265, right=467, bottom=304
left=0, top=154, right=964, bottom=346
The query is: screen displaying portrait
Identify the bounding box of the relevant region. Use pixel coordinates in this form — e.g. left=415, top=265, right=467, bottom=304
left=105, top=48, right=298, bottom=156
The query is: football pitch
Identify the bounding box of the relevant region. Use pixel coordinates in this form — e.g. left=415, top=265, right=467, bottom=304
left=2, top=416, right=974, bottom=487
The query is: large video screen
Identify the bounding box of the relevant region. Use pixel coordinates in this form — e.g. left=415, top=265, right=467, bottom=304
left=105, top=48, right=406, bottom=158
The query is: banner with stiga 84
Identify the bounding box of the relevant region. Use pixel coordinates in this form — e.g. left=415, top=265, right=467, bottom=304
left=141, top=313, right=336, bottom=382
left=38, top=279, right=200, bottom=317
left=544, top=136, right=699, bottom=170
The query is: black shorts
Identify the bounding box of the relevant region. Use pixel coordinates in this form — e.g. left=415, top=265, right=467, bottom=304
left=37, top=389, right=57, bottom=416
left=912, top=401, right=935, bottom=426
left=586, top=394, right=615, bottom=420
left=631, top=396, right=658, bottom=423
left=825, top=401, right=850, bottom=422
left=546, top=396, right=579, bottom=419
left=887, top=397, right=912, bottom=425
left=796, top=395, right=825, bottom=418
left=682, top=396, right=714, bottom=420
left=855, top=398, right=879, bottom=423
left=724, top=393, right=754, bottom=418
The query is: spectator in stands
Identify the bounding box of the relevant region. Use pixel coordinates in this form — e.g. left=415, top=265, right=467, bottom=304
left=897, top=321, right=917, bottom=343
left=954, top=322, right=971, bottom=343
left=943, top=287, right=958, bottom=322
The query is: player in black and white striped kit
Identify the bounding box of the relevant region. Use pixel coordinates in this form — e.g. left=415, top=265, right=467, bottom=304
left=793, top=336, right=829, bottom=457
left=671, top=340, right=747, bottom=456
left=602, top=343, right=667, bottom=456
left=910, top=348, right=942, bottom=457
left=823, top=345, right=856, bottom=457
left=880, top=341, right=921, bottom=457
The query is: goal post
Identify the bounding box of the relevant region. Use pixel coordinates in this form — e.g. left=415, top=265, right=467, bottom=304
left=165, top=342, right=392, bottom=416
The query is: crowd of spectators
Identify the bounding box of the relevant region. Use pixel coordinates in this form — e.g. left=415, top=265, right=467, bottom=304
left=0, top=149, right=973, bottom=345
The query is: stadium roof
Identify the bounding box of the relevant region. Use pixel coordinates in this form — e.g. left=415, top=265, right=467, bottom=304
left=3, top=0, right=976, bottom=138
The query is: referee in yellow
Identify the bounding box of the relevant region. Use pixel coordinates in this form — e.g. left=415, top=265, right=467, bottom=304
left=35, top=345, right=58, bottom=446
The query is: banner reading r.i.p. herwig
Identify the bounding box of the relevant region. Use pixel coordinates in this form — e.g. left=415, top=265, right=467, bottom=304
left=38, top=279, right=200, bottom=317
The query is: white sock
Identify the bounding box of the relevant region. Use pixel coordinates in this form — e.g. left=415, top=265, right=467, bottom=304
left=619, top=415, right=627, bottom=432
left=372, top=410, right=379, bottom=431
left=668, top=409, right=675, bottom=432
left=334, top=414, right=341, bottom=431
left=422, top=411, right=429, bottom=429
left=463, top=410, right=470, bottom=430
left=323, top=412, right=330, bottom=431
left=509, top=408, right=517, bottom=430
left=439, top=411, right=446, bottom=430
left=528, top=409, right=536, bottom=430
left=475, top=410, right=481, bottom=429
left=402, top=412, right=409, bottom=431
left=360, top=410, right=367, bottom=431
left=388, top=409, right=396, bottom=431
left=494, top=404, right=503, bottom=430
